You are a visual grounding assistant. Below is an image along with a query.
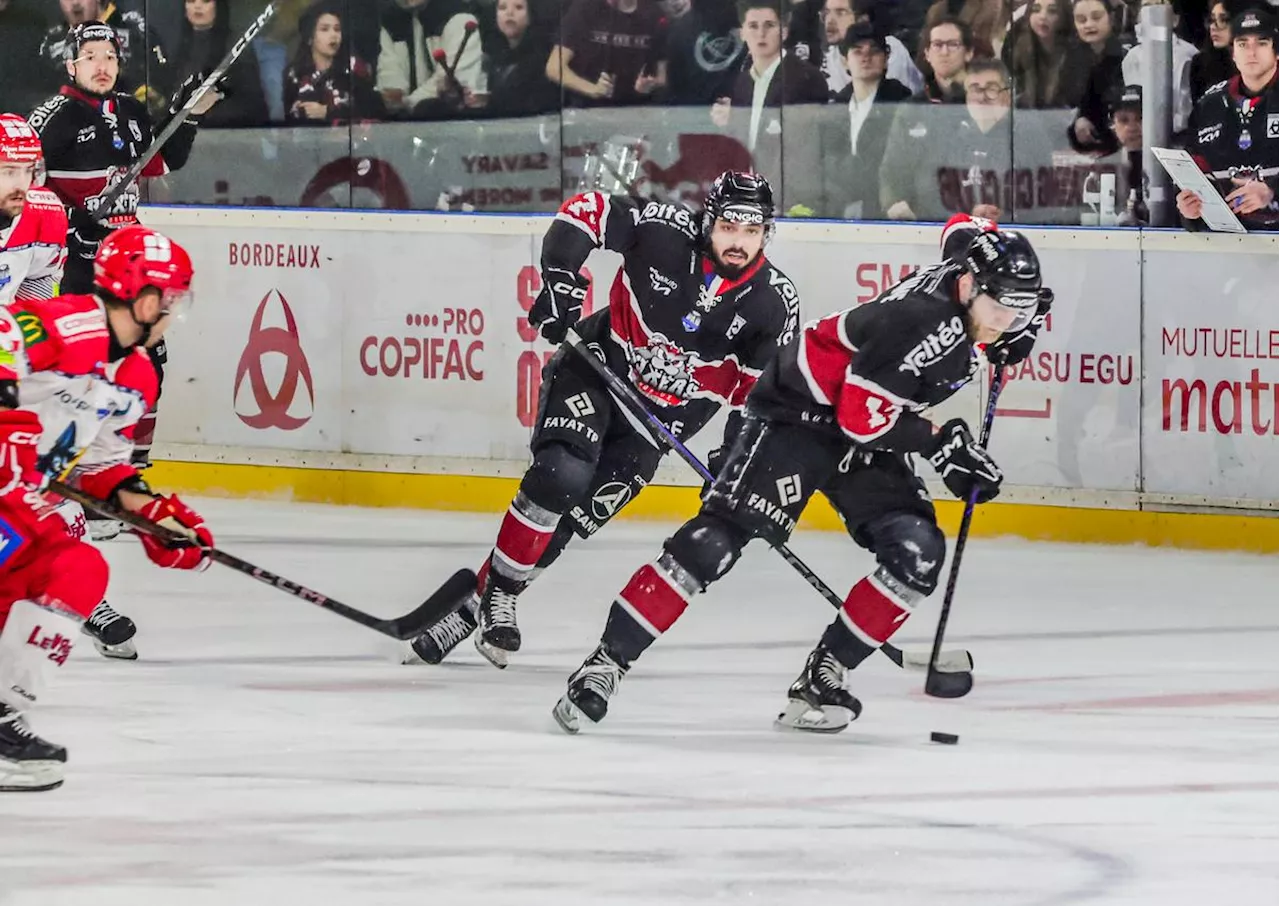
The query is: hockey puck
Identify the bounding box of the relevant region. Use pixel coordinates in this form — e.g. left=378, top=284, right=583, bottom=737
left=930, top=731, right=960, bottom=745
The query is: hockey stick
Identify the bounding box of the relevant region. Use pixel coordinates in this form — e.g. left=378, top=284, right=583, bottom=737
left=563, top=329, right=974, bottom=675
left=922, top=365, right=1006, bottom=699
left=93, top=2, right=278, bottom=219
left=48, top=479, right=474, bottom=641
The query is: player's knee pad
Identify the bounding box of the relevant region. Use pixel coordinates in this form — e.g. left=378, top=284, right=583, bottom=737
left=864, top=513, right=945, bottom=597
left=45, top=541, right=110, bottom=619
left=520, top=441, right=598, bottom=514
left=662, top=513, right=749, bottom=590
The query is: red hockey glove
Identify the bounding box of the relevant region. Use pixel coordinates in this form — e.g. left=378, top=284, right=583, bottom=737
left=136, top=494, right=214, bottom=570
left=0, top=409, right=48, bottom=492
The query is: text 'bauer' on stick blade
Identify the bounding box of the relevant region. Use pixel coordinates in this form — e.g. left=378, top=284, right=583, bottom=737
left=47, top=479, right=474, bottom=641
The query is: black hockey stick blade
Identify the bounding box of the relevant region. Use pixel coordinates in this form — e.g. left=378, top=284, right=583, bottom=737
left=924, top=669, right=974, bottom=699
left=562, top=330, right=976, bottom=674
left=47, top=480, right=471, bottom=640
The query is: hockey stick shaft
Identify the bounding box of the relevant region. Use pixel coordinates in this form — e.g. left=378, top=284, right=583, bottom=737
left=563, top=330, right=972, bottom=673
left=924, top=366, right=1005, bottom=688
left=48, top=479, right=472, bottom=640
left=93, top=2, right=278, bottom=219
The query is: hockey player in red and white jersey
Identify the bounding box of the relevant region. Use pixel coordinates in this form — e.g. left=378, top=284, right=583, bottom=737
left=0, top=225, right=214, bottom=791
left=0, top=114, right=67, bottom=307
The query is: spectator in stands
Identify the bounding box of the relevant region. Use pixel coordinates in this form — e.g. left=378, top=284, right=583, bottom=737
left=377, top=0, right=487, bottom=120
left=1191, top=0, right=1239, bottom=100
left=817, top=0, right=924, bottom=94
left=1097, top=83, right=1146, bottom=216
left=172, top=0, right=268, bottom=127
left=38, top=0, right=170, bottom=108
left=817, top=21, right=913, bottom=217
left=0, top=0, right=51, bottom=114
left=882, top=58, right=1050, bottom=220
left=546, top=0, right=669, bottom=106
left=1007, top=0, right=1075, bottom=107
left=924, top=0, right=1014, bottom=58
left=917, top=15, right=974, bottom=101
left=665, top=0, right=747, bottom=105
left=284, top=0, right=381, bottom=124
left=484, top=0, right=559, bottom=115
left=1177, top=6, right=1277, bottom=231
left=1121, top=0, right=1197, bottom=132
left=1065, top=0, right=1130, bottom=153
left=711, top=0, right=829, bottom=150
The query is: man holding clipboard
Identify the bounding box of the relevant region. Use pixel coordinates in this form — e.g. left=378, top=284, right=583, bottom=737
left=1168, top=6, right=1278, bottom=233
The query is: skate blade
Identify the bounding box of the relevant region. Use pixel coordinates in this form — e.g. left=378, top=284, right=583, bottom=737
left=473, top=634, right=510, bottom=669
left=774, top=699, right=852, bottom=734
left=87, top=521, right=124, bottom=542
left=0, top=759, right=65, bottom=792
left=552, top=695, right=583, bottom=734
left=92, top=638, right=138, bottom=661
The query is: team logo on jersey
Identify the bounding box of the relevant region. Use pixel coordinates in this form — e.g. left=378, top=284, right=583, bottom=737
left=233, top=290, right=314, bottom=430
left=590, top=481, right=633, bottom=521
left=630, top=336, right=697, bottom=406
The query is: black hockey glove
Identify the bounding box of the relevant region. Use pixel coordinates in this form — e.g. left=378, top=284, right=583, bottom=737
left=925, top=419, right=1003, bottom=504
left=529, top=266, right=589, bottom=343
left=987, top=287, right=1053, bottom=369
left=68, top=206, right=113, bottom=253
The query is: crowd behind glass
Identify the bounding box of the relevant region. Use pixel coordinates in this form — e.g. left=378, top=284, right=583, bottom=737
left=1, top=0, right=1274, bottom=226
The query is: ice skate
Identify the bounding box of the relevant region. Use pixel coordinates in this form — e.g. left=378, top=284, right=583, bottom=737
left=474, top=582, right=522, bottom=668
left=86, top=515, right=123, bottom=542
left=82, top=600, right=138, bottom=660
left=775, top=644, right=863, bottom=734
left=553, top=645, right=628, bottom=734
left=0, top=705, right=66, bottom=792
left=403, top=592, right=478, bottom=665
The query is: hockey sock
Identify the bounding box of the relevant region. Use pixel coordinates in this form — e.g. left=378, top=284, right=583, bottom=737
left=821, top=567, right=920, bottom=668
left=0, top=597, right=83, bottom=711
left=488, top=491, right=561, bottom=589
left=601, top=552, right=701, bottom=664
left=44, top=542, right=110, bottom=620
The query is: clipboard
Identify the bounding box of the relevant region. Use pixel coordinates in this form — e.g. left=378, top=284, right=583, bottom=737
left=1152, top=147, right=1248, bottom=233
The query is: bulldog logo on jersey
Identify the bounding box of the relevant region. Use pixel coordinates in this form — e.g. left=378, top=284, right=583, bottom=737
left=630, top=336, right=696, bottom=406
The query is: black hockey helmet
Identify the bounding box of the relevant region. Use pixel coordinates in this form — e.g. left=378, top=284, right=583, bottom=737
left=963, top=228, right=1042, bottom=329
left=66, top=22, right=122, bottom=60
left=702, top=170, right=776, bottom=244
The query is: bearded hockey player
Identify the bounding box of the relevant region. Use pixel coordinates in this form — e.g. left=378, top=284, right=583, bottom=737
left=405, top=171, right=802, bottom=669
left=552, top=224, right=1052, bottom=734
left=0, top=115, right=67, bottom=308
left=0, top=226, right=215, bottom=791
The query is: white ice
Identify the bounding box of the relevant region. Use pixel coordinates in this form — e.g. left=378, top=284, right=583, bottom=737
left=1, top=499, right=1275, bottom=906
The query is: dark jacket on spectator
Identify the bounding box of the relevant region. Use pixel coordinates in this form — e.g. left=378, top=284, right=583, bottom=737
left=665, top=0, right=746, bottom=106
left=173, top=0, right=269, bottom=127
left=1065, top=37, right=1130, bottom=156
left=484, top=28, right=559, bottom=116
left=916, top=72, right=966, bottom=104
left=725, top=53, right=830, bottom=191
left=284, top=56, right=381, bottom=123
left=1058, top=35, right=1127, bottom=111
left=784, top=0, right=824, bottom=65
left=1189, top=45, right=1235, bottom=103
left=817, top=76, right=913, bottom=218
left=0, top=0, right=51, bottom=114
left=556, top=0, right=668, bottom=107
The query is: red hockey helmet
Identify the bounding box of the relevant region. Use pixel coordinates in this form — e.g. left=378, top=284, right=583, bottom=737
left=94, top=226, right=195, bottom=317
left=0, top=114, right=44, bottom=165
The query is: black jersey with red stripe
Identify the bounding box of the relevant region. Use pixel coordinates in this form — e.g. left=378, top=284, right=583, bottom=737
left=28, top=85, right=197, bottom=224
left=748, top=261, right=981, bottom=454
left=547, top=192, right=801, bottom=439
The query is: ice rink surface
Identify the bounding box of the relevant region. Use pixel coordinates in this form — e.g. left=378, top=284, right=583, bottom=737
left=0, top=499, right=1275, bottom=906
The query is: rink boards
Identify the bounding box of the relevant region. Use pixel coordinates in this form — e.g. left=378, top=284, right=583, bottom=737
left=138, top=207, right=1278, bottom=552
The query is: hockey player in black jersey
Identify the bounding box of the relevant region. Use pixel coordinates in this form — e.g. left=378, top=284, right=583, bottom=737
left=405, top=171, right=802, bottom=669
left=552, top=216, right=1052, bottom=734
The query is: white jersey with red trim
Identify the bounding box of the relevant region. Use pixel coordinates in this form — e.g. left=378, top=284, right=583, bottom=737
left=0, top=188, right=68, bottom=307
left=546, top=191, right=800, bottom=439
left=0, top=294, right=156, bottom=499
